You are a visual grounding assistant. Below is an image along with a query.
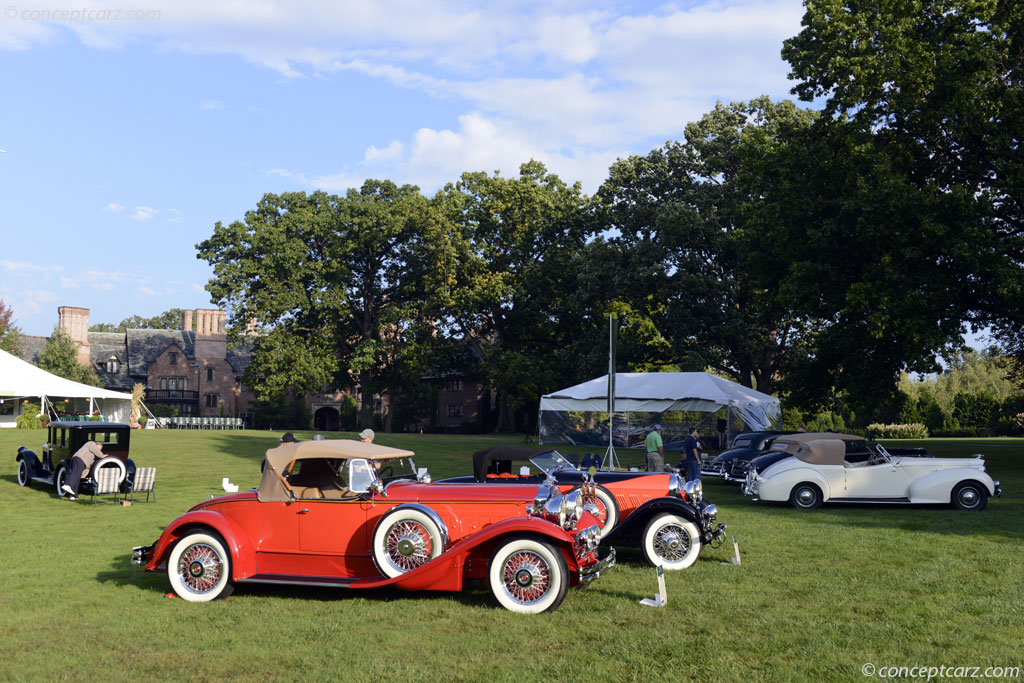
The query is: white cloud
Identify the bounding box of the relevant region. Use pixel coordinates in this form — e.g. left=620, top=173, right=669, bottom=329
left=6, top=0, right=806, bottom=192
left=164, top=208, right=183, bottom=224
left=131, top=206, right=158, bottom=221
left=1, top=259, right=48, bottom=273
left=59, top=276, right=80, bottom=289
left=101, top=202, right=125, bottom=213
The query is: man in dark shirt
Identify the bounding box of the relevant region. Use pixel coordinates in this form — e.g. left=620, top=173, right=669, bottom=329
left=681, top=427, right=702, bottom=482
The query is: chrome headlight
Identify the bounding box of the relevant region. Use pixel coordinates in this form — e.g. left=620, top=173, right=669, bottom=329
left=702, top=503, right=718, bottom=520
left=533, top=483, right=558, bottom=514
left=543, top=494, right=567, bottom=528
left=573, top=524, right=601, bottom=556
left=668, top=473, right=683, bottom=498
left=683, top=480, right=703, bottom=505
left=563, top=489, right=584, bottom=529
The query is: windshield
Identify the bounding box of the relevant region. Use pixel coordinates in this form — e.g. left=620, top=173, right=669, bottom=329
left=732, top=438, right=752, bottom=449
left=530, top=450, right=577, bottom=473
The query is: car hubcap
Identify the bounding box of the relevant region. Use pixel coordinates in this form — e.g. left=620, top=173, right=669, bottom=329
left=959, top=488, right=978, bottom=506
left=503, top=551, right=550, bottom=604
left=798, top=489, right=815, bottom=505
left=653, top=523, right=690, bottom=561
left=386, top=521, right=432, bottom=571
left=177, top=543, right=222, bottom=594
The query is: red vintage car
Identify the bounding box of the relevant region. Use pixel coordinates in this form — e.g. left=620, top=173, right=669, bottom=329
left=440, top=446, right=726, bottom=570
left=133, top=440, right=614, bottom=613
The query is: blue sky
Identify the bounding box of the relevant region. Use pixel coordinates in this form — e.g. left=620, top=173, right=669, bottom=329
left=1, top=0, right=807, bottom=337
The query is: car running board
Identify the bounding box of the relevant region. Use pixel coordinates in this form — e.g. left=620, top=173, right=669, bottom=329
left=238, top=574, right=361, bottom=588
left=829, top=497, right=912, bottom=503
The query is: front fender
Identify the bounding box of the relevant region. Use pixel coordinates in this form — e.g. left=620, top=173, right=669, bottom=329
left=16, top=447, right=40, bottom=478
left=360, top=516, right=579, bottom=593
left=143, top=510, right=257, bottom=580
left=758, top=467, right=833, bottom=503
left=603, top=497, right=700, bottom=545
left=908, top=468, right=997, bottom=504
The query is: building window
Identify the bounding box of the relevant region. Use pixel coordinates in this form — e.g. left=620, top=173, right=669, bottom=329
left=159, top=377, right=186, bottom=391
left=447, top=404, right=463, bottom=418
left=205, top=394, right=219, bottom=408
left=206, top=368, right=214, bottom=382
left=373, top=395, right=383, bottom=413
left=106, top=359, right=119, bottom=373
left=169, top=352, right=178, bottom=366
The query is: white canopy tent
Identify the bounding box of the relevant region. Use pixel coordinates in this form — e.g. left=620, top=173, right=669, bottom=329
left=0, top=348, right=132, bottom=427
left=539, top=372, right=782, bottom=449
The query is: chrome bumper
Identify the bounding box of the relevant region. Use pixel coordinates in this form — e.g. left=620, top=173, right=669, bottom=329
left=994, top=481, right=1002, bottom=498
left=131, top=544, right=153, bottom=566
left=579, top=547, right=616, bottom=587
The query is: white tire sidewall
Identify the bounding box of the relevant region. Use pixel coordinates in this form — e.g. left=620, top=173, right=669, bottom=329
left=91, top=456, right=127, bottom=484
left=372, top=508, right=444, bottom=578
left=17, top=459, right=28, bottom=486
left=55, top=466, right=68, bottom=497
left=643, top=513, right=701, bottom=570
left=168, top=532, right=232, bottom=602
left=488, top=538, right=565, bottom=614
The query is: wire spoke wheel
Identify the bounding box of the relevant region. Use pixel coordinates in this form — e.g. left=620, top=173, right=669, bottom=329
left=384, top=520, right=433, bottom=572
left=176, top=542, right=224, bottom=594
left=501, top=550, right=552, bottom=604
left=652, top=521, right=690, bottom=563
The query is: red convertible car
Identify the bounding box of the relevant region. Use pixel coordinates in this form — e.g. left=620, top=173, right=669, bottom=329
left=440, top=446, right=726, bottom=570
left=133, top=440, right=614, bottom=613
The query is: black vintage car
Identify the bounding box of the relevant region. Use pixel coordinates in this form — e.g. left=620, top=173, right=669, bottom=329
left=439, top=446, right=726, bottom=570
left=703, top=431, right=796, bottom=481
left=15, top=421, right=138, bottom=498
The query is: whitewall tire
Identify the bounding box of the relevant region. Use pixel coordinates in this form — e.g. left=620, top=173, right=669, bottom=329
left=167, top=531, right=234, bottom=602
left=17, top=459, right=29, bottom=487
left=488, top=536, right=568, bottom=614
left=372, top=508, right=445, bottom=578
left=572, top=484, right=619, bottom=539
left=642, top=513, right=702, bottom=570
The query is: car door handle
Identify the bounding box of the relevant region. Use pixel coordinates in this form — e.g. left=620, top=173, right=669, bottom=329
left=298, top=508, right=309, bottom=514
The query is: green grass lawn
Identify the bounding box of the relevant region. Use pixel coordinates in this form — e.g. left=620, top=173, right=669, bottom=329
left=1, top=429, right=1021, bottom=681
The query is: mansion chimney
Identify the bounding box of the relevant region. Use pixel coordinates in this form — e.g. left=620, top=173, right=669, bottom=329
left=183, top=309, right=193, bottom=332
left=194, top=308, right=227, bottom=360
left=57, top=306, right=92, bottom=366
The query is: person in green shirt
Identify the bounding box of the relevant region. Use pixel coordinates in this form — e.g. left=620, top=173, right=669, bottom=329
left=644, top=424, right=668, bottom=471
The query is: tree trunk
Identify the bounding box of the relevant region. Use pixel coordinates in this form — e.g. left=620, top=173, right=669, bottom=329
left=494, top=400, right=516, bottom=433
left=358, top=369, right=374, bottom=429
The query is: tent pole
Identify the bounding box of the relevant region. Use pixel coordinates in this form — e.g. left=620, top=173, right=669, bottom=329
left=89, top=396, right=95, bottom=416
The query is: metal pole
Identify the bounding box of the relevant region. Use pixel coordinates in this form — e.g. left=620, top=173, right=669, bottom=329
left=603, top=314, right=620, bottom=469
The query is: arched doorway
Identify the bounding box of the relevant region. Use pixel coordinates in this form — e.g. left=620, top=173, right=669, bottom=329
left=314, top=406, right=340, bottom=431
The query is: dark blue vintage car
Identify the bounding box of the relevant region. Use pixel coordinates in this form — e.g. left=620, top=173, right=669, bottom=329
left=439, top=446, right=726, bottom=570
left=15, top=421, right=138, bottom=498
left=702, top=431, right=796, bottom=482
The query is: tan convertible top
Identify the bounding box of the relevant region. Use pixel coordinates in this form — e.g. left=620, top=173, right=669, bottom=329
left=792, top=439, right=848, bottom=466
left=258, top=440, right=415, bottom=502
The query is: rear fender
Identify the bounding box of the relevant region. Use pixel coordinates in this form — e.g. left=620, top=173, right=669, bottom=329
left=144, top=510, right=257, bottom=579
left=909, top=468, right=996, bottom=504
left=603, top=497, right=699, bottom=545
left=358, top=516, right=578, bottom=593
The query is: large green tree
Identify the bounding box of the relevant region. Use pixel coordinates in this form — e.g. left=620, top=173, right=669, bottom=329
left=37, top=329, right=103, bottom=387
left=782, top=0, right=1024, bottom=399
left=599, top=98, right=817, bottom=394
left=197, top=181, right=444, bottom=430
left=433, top=161, right=600, bottom=432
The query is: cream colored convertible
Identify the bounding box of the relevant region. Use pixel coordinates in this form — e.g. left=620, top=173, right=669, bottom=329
left=742, top=432, right=1001, bottom=510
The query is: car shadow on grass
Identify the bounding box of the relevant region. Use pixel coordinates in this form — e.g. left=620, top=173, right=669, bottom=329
left=99, top=555, right=605, bottom=611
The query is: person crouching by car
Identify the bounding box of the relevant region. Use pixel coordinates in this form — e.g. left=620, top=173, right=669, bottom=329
left=60, top=440, right=105, bottom=500
left=680, top=426, right=702, bottom=482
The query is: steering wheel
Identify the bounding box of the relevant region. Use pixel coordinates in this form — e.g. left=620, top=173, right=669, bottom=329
left=377, top=465, right=394, bottom=479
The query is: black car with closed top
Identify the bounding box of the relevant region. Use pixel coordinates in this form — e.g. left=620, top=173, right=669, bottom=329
left=15, top=421, right=138, bottom=498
